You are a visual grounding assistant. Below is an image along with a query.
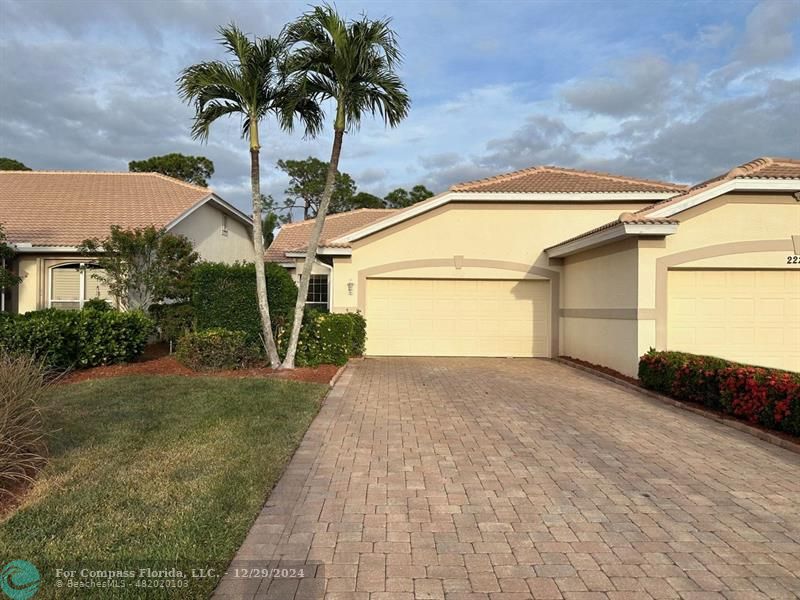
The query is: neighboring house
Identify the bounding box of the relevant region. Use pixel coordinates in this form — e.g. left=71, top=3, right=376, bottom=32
left=266, top=208, right=398, bottom=310
left=268, top=158, right=800, bottom=376
left=0, top=171, right=253, bottom=313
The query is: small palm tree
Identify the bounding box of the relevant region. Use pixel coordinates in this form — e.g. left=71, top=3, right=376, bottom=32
left=178, top=24, right=322, bottom=368
left=281, top=5, right=410, bottom=369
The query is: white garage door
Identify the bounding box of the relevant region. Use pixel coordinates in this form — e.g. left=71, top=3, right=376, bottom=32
left=668, top=269, right=800, bottom=372
left=365, top=278, right=550, bottom=357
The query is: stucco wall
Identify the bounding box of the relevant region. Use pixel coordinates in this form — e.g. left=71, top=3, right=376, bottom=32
left=331, top=202, right=650, bottom=313
left=170, top=203, right=254, bottom=264
left=16, top=256, right=39, bottom=313
left=560, top=191, right=799, bottom=375
left=561, top=238, right=641, bottom=375
left=15, top=254, right=104, bottom=313
left=324, top=200, right=652, bottom=358
left=639, top=192, right=800, bottom=360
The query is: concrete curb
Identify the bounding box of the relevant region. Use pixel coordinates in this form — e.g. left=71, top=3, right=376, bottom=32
left=328, top=363, right=349, bottom=388
left=554, top=358, right=800, bottom=455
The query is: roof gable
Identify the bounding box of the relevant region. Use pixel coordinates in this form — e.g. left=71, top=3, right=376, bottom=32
left=266, top=209, right=398, bottom=262
left=638, top=156, right=800, bottom=219
left=0, top=171, right=221, bottom=247
left=330, top=167, right=682, bottom=246
left=546, top=157, right=800, bottom=257
left=452, top=165, right=686, bottom=194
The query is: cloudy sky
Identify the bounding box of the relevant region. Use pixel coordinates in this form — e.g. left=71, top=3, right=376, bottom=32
left=1, top=0, right=799, bottom=213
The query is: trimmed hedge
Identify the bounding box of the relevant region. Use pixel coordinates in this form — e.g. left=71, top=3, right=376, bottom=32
left=192, top=262, right=297, bottom=345
left=150, top=302, right=195, bottom=344
left=0, top=308, right=153, bottom=369
left=639, top=349, right=800, bottom=437
left=279, top=310, right=366, bottom=367
left=176, top=328, right=256, bottom=370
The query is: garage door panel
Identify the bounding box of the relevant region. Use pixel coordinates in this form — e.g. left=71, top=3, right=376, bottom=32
left=366, top=278, right=549, bottom=357
left=668, top=269, right=800, bottom=372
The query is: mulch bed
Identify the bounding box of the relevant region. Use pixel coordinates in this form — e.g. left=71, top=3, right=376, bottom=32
left=60, top=344, right=339, bottom=386
left=559, top=355, right=641, bottom=387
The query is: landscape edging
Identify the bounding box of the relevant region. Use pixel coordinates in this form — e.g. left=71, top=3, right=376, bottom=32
left=328, top=363, right=349, bottom=387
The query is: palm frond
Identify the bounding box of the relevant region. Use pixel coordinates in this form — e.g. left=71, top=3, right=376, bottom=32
left=283, top=5, right=410, bottom=132
left=177, top=22, right=322, bottom=143
left=217, top=23, right=253, bottom=67
left=192, top=101, right=243, bottom=141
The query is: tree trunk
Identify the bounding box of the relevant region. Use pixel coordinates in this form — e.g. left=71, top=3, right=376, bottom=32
left=281, top=125, right=345, bottom=369
left=249, top=123, right=282, bottom=368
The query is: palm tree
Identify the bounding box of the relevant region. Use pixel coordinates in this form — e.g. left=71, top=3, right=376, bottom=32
left=280, top=5, right=410, bottom=369
left=178, top=24, right=322, bottom=368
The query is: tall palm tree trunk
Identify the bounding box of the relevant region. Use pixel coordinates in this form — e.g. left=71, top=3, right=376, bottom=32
left=249, top=124, right=282, bottom=368
left=282, top=122, right=345, bottom=369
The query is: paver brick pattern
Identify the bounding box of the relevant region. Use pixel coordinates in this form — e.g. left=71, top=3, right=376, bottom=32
left=214, top=358, right=800, bottom=600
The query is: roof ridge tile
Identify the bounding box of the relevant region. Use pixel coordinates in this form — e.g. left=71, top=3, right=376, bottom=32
left=634, top=155, right=800, bottom=217
left=0, top=170, right=213, bottom=193
left=451, top=164, right=685, bottom=193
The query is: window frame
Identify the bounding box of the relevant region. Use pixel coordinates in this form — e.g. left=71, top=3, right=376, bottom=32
left=305, top=273, right=330, bottom=311
left=48, top=262, right=109, bottom=310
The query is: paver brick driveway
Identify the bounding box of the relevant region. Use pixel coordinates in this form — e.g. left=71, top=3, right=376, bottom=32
left=216, top=358, right=800, bottom=600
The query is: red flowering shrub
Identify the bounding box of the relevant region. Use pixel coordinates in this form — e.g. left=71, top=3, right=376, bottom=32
left=671, top=355, right=728, bottom=410
left=637, top=349, right=690, bottom=394
left=639, top=350, right=800, bottom=437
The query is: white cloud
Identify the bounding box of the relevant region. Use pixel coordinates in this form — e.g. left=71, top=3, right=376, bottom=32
left=736, top=0, right=800, bottom=65
left=560, top=55, right=674, bottom=117
left=0, top=0, right=797, bottom=209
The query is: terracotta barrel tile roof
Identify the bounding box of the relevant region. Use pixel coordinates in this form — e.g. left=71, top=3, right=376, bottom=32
left=0, top=171, right=211, bottom=246
left=451, top=165, right=686, bottom=194
left=634, top=156, right=800, bottom=217
left=548, top=214, right=679, bottom=249
left=548, top=156, right=800, bottom=251
left=265, top=209, right=398, bottom=262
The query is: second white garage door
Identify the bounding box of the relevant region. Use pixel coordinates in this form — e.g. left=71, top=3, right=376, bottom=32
left=668, top=269, right=800, bottom=372
left=365, top=278, right=550, bottom=357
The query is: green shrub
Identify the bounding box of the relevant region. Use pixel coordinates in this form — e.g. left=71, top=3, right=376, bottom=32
left=638, top=350, right=729, bottom=411
left=150, top=302, right=195, bottom=344
left=639, top=350, right=800, bottom=437
left=0, top=309, right=79, bottom=368
left=0, top=353, right=48, bottom=487
left=0, top=309, right=153, bottom=369
left=192, top=262, right=297, bottom=346
left=279, top=310, right=366, bottom=367
left=76, top=309, right=153, bottom=367
left=83, top=297, right=113, bottom=312
left=638, top=349, right=687, bottom=394
left=176, top=328, right=256, bottom=370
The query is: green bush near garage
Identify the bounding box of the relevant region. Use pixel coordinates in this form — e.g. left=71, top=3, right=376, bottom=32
left=184, top=262, right=365, bottom=368
left=278, top=309, right=366, bottom=367
left=191, top=262, right=297, bottom=345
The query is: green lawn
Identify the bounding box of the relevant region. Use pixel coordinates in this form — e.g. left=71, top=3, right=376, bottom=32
left=0, top=375, right=326, bottom=598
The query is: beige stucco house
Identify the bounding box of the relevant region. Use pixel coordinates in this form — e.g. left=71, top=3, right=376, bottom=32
left=268, top=157, right=800, bottom=376
left=0, top=171, right=253, bottom=313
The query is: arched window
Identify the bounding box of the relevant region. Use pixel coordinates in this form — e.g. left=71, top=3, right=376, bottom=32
left=49, top=263, right=112, bottom=309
